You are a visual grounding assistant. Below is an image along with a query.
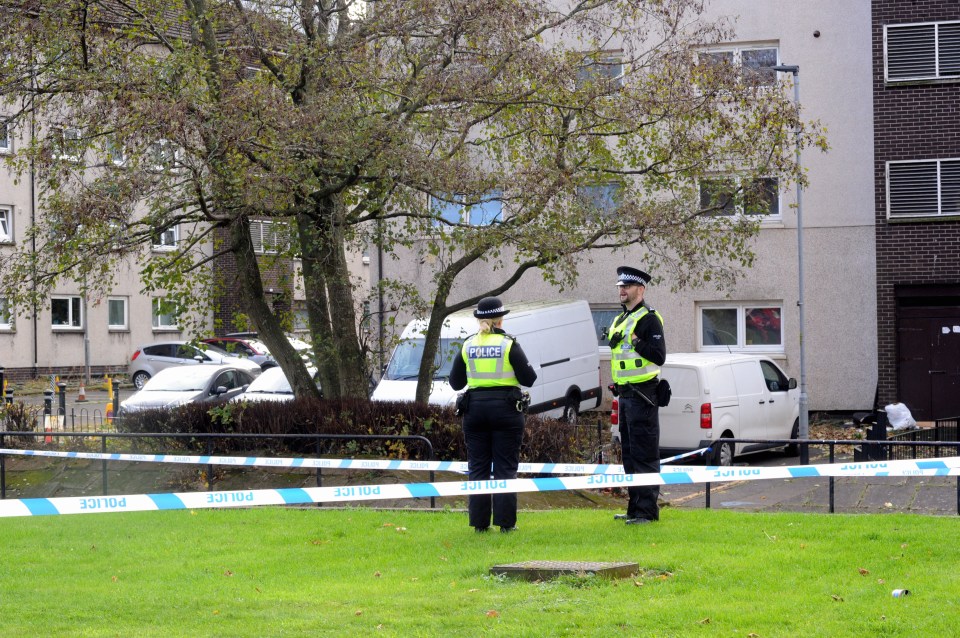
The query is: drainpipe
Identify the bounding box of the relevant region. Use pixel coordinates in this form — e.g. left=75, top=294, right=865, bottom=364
left=28, top=56, right=38, bottom=379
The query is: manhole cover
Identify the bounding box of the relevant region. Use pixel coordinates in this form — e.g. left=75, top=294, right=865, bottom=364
left=490, top=560, right=638, bottom=581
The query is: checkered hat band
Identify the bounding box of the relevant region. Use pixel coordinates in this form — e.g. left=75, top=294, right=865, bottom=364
left=476, top=306, right=506, bottom=316
left=618, top=274, right=646, bottom=285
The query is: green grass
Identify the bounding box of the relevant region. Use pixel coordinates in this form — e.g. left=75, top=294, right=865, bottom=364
left=1, top=507, right=956, bottom=636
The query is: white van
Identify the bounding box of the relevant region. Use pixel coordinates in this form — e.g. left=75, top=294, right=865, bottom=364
left=611, top=352, right=800, bottom=466
left=372, top=299, right=602, bottom=421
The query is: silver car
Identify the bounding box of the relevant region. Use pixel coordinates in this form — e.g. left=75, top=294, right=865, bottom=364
left=128, top=340, right=263, bottom=390
left=119, top=364, right=257, bottom=413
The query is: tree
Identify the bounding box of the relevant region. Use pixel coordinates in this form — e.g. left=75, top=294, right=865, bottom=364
left=0, top=0, right=824, bottom=401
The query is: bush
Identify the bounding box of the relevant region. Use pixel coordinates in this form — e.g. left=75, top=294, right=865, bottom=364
left=116, top=398, right=599, bottom=463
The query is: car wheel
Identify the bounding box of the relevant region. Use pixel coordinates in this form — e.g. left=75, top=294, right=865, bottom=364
left=784, top=418, right=800, bottom=457
left=713, top=439, right=735, bottom=467
left=132, top=371, right=151, bottom=390
left=560, top=396, right=580, bottom=424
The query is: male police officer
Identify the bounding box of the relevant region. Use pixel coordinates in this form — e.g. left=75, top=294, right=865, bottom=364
left=608, top=266, right=666, bottom=524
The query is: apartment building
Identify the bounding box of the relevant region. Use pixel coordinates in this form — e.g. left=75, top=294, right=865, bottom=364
left=371, top=0, right=878, bottom=413
left=873, top=1, right=960, bottom=420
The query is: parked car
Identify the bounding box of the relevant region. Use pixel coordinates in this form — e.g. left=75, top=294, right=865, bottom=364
left=611, top=353, right=800, bottom=466
left=232, top=366, right=322, bottom=403
left=226, top=332, right=315, bottom=364
left=128, top=341, right=263, bottom=390
left=119, top=364, right=257, bottom=414
left=200, top=336, right=277, bottom=369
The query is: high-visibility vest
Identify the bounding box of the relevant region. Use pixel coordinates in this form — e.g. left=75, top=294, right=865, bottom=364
left=609, top=306, right=664, bottom=384
left=462, top=333, right=519, bottom=388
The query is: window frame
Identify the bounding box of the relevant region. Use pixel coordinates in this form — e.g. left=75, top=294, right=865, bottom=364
left=0, top=204, right=12, bottom=243
left=152, top=224, right=179, bottom=251
left=885, top=158, right=960, bottom=219
left=698, top=302, right=784, bottom=353
left=147, top=138, right=182, bottom=173
left=698, top=44, right=780, bottom=87
left=151, top=298, right=180, bottom=331
left=51, top=295, right=84, bottom=330
left=0, top=296, right=12, bottom=331
left=590, top=305, right=623, bottom=354
left=52, top=126, right=83, bottom=162
left=575, top=52, right=625, bottom=92
left=884, top=20, right=960, bottom=83
left=0, top=119, right=11, bottom=154
left=107, top=296, right=129, bottom=331
left=429, top=191, right=503, bottom=228
left=698, top=176, right=781, bottom=220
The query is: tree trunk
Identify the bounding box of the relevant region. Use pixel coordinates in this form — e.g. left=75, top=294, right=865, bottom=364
left=230, top=215, right=320, bottom=398
left=414, top=271, right=459, bottom=405
left=296, top=195, right=368, bottom=398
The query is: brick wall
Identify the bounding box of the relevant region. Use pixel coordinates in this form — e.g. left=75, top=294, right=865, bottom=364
left=211, top=226, right=295, bottom=335
left=873, top=1, right=960, bottom=406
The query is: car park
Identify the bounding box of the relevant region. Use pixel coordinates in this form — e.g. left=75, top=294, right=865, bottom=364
left=200, top=336, right=277, bottom=369
left=611, top=352, right=800, bottom=466
left=118, top=364, right=257, bottom=413
left=127, top=341, right=263, bottom=390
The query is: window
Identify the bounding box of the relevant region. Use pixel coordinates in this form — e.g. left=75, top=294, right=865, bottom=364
left=51, top=296, right=83, bottom=329
left=0, top=205, right=12, bottom=242
left=700, top=45, right=779, bottom=86
left=293, top=307, right=309, bottom=332
left=699, top=177, right=779, bottom=217
left=52, top=126, right=82, bottom=162
left=152, top=224, right=178, bottom=250
left=250, top=219, right=288, bottom=254
left=885, top=21, right=960, bottom=82
left=576, top=53, right=624, bottom=92
left=106, top=137, right=127, bottom=166
left=148, top=139, right=181, bottom=172
left=577, top=183, right=622, bottom=218
left=886, top=159, right=960, bottom=219
left=700, top=304, right=783, bottom=352
left=152, top=298, right=179, bottom=330
left=591, top=307, right=622, bottom=349
left=0, top=119, right=11, bottom=154
left=0, top=297, right=11, bottom=330
left=107, top=297, right=128, bottom=330
left=430, top=191, right=502, bottom=227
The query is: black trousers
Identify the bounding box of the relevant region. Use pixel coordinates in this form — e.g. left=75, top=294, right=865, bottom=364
left=462, top=392, right=525, bottom=529
left=618, top=392, right=661, bottom=521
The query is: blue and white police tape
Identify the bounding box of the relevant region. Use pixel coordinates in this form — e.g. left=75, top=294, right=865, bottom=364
left=1, top=456, right=958, bottom=518
left=0, top=446, right=710, bottom=476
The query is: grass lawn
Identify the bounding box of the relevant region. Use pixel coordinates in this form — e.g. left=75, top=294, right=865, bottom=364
left=1, top=506, right=956, bottom=637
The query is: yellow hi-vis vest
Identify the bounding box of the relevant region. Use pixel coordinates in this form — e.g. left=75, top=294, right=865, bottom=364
left=462, top=332, right=519, bottom=388
left=609, top=306, right=664, bottom=385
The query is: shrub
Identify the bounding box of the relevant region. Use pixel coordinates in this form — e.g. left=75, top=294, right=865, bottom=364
left=116, top=398, right=599, bottom=463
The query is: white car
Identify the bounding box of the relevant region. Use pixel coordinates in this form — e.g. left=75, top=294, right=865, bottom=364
left=611, top=353, right=800, bottom=466
left=232, top=367, right=296, bottom=403
left=119, top=365, right=258, bottom=414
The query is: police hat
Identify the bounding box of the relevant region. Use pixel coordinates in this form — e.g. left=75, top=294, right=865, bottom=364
left=615, top=266, right=650, bottom=287
left=474, top=296, right=510, bottom=318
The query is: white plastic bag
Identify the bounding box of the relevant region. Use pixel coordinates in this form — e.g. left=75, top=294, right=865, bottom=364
left=884, top=403, right=917, bottom=431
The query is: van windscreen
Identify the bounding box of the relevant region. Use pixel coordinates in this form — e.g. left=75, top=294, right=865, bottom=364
left=383, top=338, right=463, bottom=380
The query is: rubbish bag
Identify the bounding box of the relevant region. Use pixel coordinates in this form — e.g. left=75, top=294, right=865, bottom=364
left=884, top=402, right=917, bottom=431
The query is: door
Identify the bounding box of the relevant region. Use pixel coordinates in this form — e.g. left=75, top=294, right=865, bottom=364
left=759, top=359, right=795, bottom=440
left=730, top=361, right=765, bottom=442
left=898, top=315, right=960, bottom=421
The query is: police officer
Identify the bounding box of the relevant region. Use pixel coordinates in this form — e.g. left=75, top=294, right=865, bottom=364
left=608, top=266, right=666, bottom=524
left=449, top=297, right=537, bottom=533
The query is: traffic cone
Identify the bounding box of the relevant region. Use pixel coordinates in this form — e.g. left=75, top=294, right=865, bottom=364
left=77, top=382, right=87, bottom=403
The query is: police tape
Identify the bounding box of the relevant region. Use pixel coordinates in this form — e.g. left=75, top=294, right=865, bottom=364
left=1, top=456, right=958, bottom=518
left=0, top=447, right=709, bottom=476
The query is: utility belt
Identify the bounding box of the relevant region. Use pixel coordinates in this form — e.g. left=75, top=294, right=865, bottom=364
left=609, top=378, right=671, bottom=408
left=455, top=386, right=530, bottom=415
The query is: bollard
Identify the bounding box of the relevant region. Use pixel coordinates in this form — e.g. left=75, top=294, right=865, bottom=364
left=0, top=367, right=4, bottom=398
left=57, top=382, right=67, bottom=416
left=4, top=388, right=12, bottom=405
left=43, top=389, right=54, bottom=443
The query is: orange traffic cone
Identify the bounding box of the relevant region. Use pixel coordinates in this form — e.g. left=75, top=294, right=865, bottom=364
left=77, top=382, right=87, bottom=402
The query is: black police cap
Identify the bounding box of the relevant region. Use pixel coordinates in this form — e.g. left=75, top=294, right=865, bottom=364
left=473, top=297, right=510, bottom=318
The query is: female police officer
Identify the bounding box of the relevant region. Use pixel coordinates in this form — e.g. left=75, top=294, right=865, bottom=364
left=449, top=297, right=537, bottom=533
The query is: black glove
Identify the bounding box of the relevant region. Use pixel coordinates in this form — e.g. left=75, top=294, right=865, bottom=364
left=608, top=332, right=623, bottom=348
left=631, top=336, right=645, bottom=352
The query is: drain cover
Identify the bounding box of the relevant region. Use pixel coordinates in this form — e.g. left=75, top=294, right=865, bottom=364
left=490, top=560, right=638, bottom=581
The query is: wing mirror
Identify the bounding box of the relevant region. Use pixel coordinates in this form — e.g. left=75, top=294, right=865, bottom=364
left=788, top=378, right=798, bottom=390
